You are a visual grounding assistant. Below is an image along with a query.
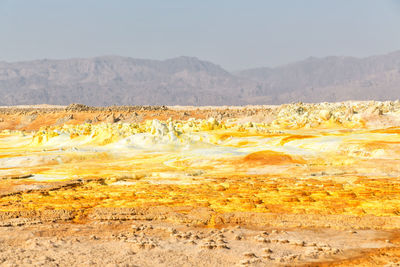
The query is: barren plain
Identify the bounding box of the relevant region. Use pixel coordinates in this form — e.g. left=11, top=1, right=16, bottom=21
left=1, top=101, right=400, bottom=266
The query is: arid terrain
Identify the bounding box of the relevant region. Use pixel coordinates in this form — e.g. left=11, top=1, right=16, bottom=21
left=1, top=101, right=400, bottom=266
left=2, top=51, right=400, bottom=106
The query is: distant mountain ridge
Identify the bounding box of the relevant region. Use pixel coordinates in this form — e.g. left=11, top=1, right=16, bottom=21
left=237, top=51, right=400, bottom=103
left=0, top=51, right=399, bottom=106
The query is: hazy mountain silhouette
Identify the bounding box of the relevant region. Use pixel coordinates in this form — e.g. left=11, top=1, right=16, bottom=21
left=0, top=51, right=399, bottom=106
left=237, top=50, right=400, bottom=104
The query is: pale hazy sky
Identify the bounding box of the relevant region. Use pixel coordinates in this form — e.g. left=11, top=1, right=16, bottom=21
left=1, top=0, right=400, bottom=70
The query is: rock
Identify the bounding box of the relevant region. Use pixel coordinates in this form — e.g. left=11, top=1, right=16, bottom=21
left=319, top=110, right=332, bottom=120
left=291, top=240, right=306, bottom=246
left=263, top=255, right=274, bottom=260
left=56, top=114, right=74, bottom=124
left=216, top=233, right=225, bottom=239
left=263, top=248, right=273, bottom=253
left=167, top=228, right=177, bottom=234
left=193, top=235, right=200, bottom=240
left=239, top=259, right=250, bottom=265
left=243, top=252, right=257, bottom=258
left=65, top=103, right=90, bottom=112
left=254, top=235, right=270, bottom=243
left=332, top=248, right=341, bottom=254
left=200, top=242, right=216, bottom=249
left=216, top=238, right=227, bottom=244
left=90, top=235, right=99, bottom=240
left=108, top=114, right=117, bottom=123
left=234, top=235, right=243, bottom=240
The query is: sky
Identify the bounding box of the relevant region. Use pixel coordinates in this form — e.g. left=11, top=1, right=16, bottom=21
left=0, top=0, right=400, bottom=70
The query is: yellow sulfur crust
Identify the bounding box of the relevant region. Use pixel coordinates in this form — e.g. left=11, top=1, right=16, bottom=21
left=1, top=102, right=400, bottom=226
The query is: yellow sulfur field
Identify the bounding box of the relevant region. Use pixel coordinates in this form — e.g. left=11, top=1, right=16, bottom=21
left=1, top=102, right=400, bottom=226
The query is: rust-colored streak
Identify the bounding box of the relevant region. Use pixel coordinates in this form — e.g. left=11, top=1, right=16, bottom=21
left=279, top=134, right=315, bottom=145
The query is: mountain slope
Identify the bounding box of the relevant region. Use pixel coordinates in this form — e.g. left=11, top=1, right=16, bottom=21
left=0, top=51, right=399, bottom=106
left=238, top=51, right=400, bottom=103
left=0, top=56, right=253, bottom=106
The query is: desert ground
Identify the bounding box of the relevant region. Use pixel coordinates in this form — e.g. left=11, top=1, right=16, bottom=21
left=1, top=101, right=400, bottom=266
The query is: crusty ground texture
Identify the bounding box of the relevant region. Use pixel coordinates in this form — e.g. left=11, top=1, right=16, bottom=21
left=1, top=101, right=400, bottom=266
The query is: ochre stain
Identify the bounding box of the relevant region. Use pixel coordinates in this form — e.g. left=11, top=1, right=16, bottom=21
left=242, top=150, right=304, bottom=165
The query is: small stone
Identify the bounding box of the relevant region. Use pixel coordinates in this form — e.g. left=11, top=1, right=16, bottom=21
left=239, top=259, right=250, bottom=265
left=243, top=252, right=257, bottom=258
left=292, top=240, right=306, bottom=246
left=90, top=235, right=99, bottom=240
left=263, top=248, right=273, bottom=253
left=200, top=243, right=216, bottom=249
left=168, top=228, right=177, bottom=234
left=263, top=255, right=274, bottom=260
left=217, top=238, right=227, bottom=244
left=234, top=235, right=243, bottom=240
left=332, top=248, right=341, bottom=254
left=319, top=110, right=332, bottom=120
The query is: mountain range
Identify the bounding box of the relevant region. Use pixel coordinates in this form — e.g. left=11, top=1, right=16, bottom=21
left=0, top=51, right=399, bottom=106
